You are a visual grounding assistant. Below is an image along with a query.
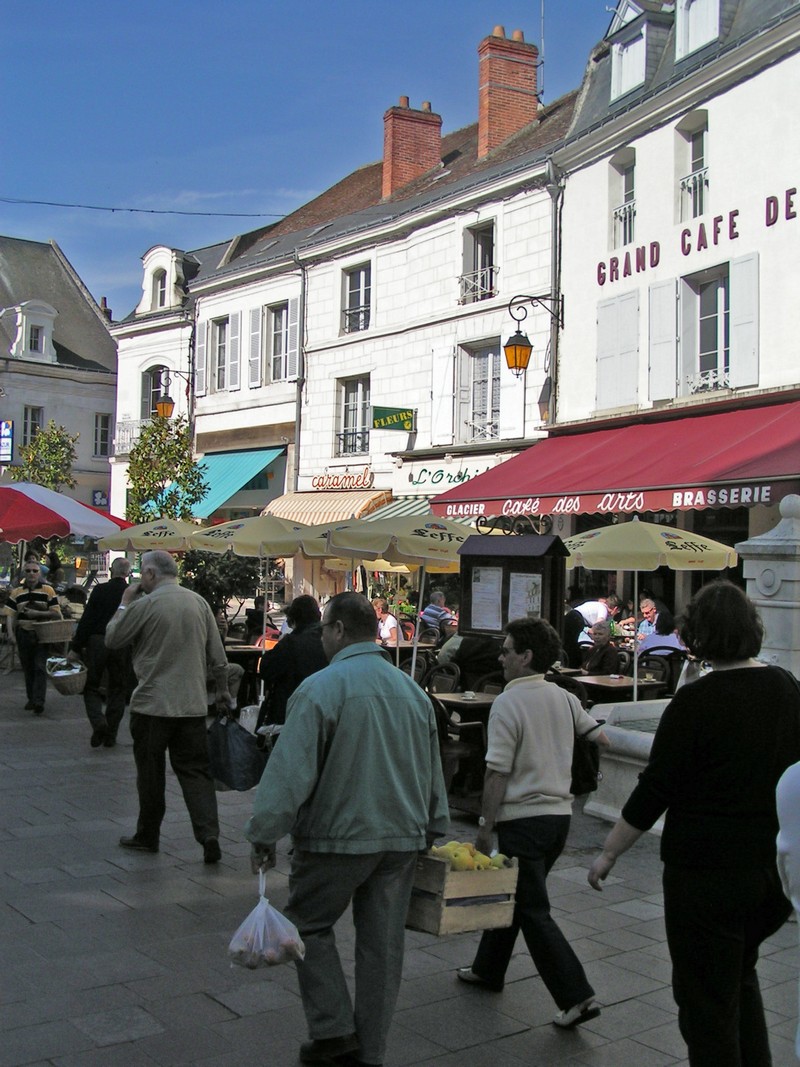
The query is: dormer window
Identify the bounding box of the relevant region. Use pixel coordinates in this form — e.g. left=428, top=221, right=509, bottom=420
left=152, top=269, right=167, bottom=309
left=611, top=29, right=646, bottom=100
left=676, top=0, right=719, bottom=61
left=8, top=301, right=57, bottom=362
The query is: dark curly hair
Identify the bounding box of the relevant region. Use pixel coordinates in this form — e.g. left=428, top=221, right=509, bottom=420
left=679, top=580, right=763, bottom=662
left=285, top=594, right=321, bottom=630
left=505, top=617, right=562, bottom=673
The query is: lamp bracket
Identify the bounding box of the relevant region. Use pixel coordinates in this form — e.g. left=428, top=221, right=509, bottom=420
left=508, top=293, right=564, bottom=329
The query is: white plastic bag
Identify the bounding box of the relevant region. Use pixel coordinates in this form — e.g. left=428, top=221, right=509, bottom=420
left=238, top=705, right=260, bottom=735
left=228, top=872, right=305, bottom=969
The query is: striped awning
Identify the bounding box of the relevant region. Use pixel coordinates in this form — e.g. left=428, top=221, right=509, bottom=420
left=263, top=489, right=392, bottom=525
left=364, top=495, right=435, bottom=521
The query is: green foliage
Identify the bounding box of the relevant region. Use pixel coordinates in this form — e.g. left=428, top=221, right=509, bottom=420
left=10, top=420, right=78, bottom=491
left=126, top=415, right=208, bottom=522
left=180, top=550, right=261, bottom=617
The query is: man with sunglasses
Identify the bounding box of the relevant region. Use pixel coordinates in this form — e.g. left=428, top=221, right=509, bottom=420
left=8, top=560, right=62, bottom=715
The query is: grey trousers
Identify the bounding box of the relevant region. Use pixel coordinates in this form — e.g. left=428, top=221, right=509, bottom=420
left=284, top=849, right=417, bottom=1065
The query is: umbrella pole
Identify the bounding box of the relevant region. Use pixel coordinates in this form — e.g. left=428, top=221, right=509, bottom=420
left=410, top=565, right=426, bottom=681
left=258, top=554, right=267, bottom=703
left=633, top=571, right=639, bottom=701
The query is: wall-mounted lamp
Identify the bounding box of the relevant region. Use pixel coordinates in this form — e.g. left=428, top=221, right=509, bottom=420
left=155, top=366, right=193, bottom=419
left=537, top=376, right=553, bottom=423
left=502, top=293, right=564, bottom=377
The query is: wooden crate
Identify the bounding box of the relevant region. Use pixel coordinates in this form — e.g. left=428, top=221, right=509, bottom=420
left=405, top=854, right=518, bottom=936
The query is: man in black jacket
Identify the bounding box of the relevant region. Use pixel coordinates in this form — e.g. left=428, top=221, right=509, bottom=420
left=69, top=558, right=134, bottom=747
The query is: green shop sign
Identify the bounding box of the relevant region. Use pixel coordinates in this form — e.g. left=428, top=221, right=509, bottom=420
left=372, top=406, right=416, bottom=432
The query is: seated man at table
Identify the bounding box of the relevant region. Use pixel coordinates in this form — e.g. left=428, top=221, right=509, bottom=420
left=420, top=590, right=457, bottom=642
left=206, top=606, right=244, bottom=713
left=581, top=621, right=619, bottom=675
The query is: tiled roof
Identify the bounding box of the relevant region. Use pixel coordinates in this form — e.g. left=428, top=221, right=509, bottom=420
left=186, top=90, right=579, bottom=288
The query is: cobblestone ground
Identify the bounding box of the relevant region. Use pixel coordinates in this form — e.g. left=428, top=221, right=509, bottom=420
left=1, top=664, right=798, bottom=1066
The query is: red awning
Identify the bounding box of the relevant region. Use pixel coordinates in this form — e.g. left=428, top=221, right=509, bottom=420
left=431, top=400, right=800, bottom=520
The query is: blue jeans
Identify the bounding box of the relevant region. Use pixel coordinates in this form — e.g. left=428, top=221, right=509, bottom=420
left=472, top=815, right=594, bottom=1011
left=285, top=849, right=418, bottom=1065
left=663, top=863, right=791, bottom=1066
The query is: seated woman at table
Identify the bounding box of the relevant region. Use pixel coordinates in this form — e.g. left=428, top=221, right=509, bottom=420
left=581, top=620, right=619, bottom=675
left=256, top=595, right=328, bottom=728
left=638, top=611, right=685, bottom=656
left=372, top=597, right=399, bottom=646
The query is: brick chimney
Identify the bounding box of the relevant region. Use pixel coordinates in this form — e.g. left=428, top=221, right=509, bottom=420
left=382, top=96, right=443, bottom=198
left=99, top=296, right=113, bottom=322
left=478, top=26, right=539, bottom=159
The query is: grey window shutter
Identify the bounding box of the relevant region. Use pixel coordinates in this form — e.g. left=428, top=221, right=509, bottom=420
left=648, top=279, right=677, bottom=401
left=248, top=307, right=262, bottom=388
left=228, top=312, right=241, bottom=391
left=287, top=298, right=299, bottom=378
left=729, top=253, right=759, bottom=389
left=195, top=323, right=207, bottom=397
left=141, top=371, right=152, bottom=420
left=430, top=346, right=456, bottom=445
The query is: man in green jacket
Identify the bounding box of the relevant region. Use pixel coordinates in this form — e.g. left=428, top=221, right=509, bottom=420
left=246, top=591, right=449, bottom=1067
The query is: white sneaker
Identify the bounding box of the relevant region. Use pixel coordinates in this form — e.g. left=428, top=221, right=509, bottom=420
left=553, top=999, right=601, bottom=1029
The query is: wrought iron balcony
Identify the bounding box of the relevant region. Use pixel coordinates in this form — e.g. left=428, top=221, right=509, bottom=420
left=680, top=167, right=709, bottom=220
left=459, top=265, right=498, bottom=304
left=112, top=418, right=151, bottom=456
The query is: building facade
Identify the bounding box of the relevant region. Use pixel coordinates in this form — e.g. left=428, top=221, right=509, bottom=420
left=0, top=236, right=117, bottom=508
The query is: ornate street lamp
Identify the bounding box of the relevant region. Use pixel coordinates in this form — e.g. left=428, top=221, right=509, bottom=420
left=155, top=367, right=192, bottom=420
left=502, top=293, right=564, bottom=378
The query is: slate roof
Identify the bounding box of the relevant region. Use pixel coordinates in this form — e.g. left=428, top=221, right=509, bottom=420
left=0, top=236, right=117, bottom=372
left=567, top=0, right=800, bottom=140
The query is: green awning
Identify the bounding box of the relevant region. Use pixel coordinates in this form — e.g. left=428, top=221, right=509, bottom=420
left=191, top=448, right=283, bottom=518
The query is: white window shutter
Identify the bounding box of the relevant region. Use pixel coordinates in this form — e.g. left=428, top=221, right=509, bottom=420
left=430, top=347, right=456, bottom=445
left=195, top=322, right=207, bottom=397
left=596, top=298, right=620, bottom=410
left=597, top=293, right=638, bottom=410
left=679, top=278, right=698, bottom=395
left=648, top=279, right=677, bottom=401
left=287, top=298, right=299, bottom=378
left=498, top=352, right=525, bottom=437
left=228, top=311, right=241, bottom=391
left=456, top=348, right=472, bottom=442
left=248, top=308, right=262, bottom=388
left=729, top=253, right=759, bottom=388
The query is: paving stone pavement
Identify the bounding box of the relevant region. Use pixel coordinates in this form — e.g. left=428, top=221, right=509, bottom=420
left=1, top=664, right=798, bottom=1066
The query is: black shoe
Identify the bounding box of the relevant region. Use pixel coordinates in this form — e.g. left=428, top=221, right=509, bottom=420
left=119, top=835, right=159, bottom=853
left=90, top=722, right=109, bottom=747
left=103, top=735, right=116, bottom=748
left=32, top=705, right=44, bottom=716
left=299, top=1035, right=359, bottom=1064
left=203, top=838, right=221, bottom=864
left=24, top=700, right=35, bottom=710
left=456, top=967, right=504, bottom=992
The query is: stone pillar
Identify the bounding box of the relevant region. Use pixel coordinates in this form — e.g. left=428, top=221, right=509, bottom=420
left=736, top=494, right=800, bottom=676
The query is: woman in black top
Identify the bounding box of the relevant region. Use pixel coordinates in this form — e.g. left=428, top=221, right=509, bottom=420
left=256, top=595, right=328, bottom=728
left=588, top=581, right=800, bottom=1067
left=581, top=620, right=618, bottom=675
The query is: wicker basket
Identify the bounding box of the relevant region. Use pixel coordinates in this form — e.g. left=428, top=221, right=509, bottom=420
left=34, top=620, right=75, bottom=644
left=46, top=659, right=87, bottom=696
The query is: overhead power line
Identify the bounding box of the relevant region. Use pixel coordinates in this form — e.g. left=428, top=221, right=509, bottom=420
left=0, top=195, right=284, bottom=219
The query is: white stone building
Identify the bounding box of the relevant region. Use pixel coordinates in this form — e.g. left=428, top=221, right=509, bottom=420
left=0, top=236, right=117, bottom=508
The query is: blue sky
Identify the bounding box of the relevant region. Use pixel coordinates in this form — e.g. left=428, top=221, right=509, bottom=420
left=2, top=1, right=613, bottom=318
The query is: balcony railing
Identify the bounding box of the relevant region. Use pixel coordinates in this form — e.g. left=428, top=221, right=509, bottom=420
left=464, top=418, right=499, bottom=441
left=342, top=303, right=371, bottom=333
left=336, top=428, right=370, bottom=455
left=459, top=265, right=498, bottom=304
left=686, top=366, right=729, bottom=394
left=612, top=199, right=636, bottom=247
left=113, top=418, right=151, bottom=456
left=680, top=167, right=709, bottom=220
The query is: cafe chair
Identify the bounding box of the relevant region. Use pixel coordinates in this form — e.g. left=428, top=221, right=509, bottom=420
left=430, top=695, right=487, bottom=792
left=423, top=662, right=461, bottom=694
left=638, top=648, right=687, bottom=693
left=637, top=654, right=670, bottom=687
left=473, top=671, right=505, bottom=695
left=398, top=651, right=432, bottom=684
left=419, top=626, right=443, bottom=645
left=399, top=619, right=416, bottom=641
left=616, top=649, right=632, bottom=675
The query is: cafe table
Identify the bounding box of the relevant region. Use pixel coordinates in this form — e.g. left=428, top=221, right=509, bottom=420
left=580, top=674, right=665, bottom=702
left=224, top=644, right=264, bottom=708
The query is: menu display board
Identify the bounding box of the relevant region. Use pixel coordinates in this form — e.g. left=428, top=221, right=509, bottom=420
left=469, top=566, right=503, bottom=631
